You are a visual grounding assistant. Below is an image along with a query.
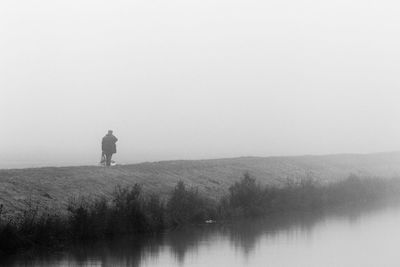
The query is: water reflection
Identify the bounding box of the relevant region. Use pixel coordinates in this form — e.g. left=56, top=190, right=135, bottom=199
left=3, top=202, right=400, bottom=267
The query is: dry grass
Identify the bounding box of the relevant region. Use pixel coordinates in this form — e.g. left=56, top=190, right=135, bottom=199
left=2, top=153, right=400, bottom=217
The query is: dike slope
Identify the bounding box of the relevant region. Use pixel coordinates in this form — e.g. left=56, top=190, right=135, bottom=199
left=2, top=152, right=400, bottom=216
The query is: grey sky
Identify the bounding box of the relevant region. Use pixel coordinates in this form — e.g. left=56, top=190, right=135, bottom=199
left=1, top=0, right=400, bottom=167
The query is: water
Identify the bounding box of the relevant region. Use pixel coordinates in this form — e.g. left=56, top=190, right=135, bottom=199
left=4, top=204, right=400, bottom=267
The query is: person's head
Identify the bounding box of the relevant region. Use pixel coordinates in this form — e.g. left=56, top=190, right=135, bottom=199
left=108, top=130, right=113, bottom=135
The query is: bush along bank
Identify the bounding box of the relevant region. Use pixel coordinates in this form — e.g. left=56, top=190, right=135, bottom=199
left=1, top=173, right=400, bottom=255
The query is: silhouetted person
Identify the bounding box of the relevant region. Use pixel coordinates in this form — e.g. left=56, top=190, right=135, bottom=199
left=102, top=130, right=118, bottom=166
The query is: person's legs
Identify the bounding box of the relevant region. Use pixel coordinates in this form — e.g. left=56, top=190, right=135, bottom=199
left=106, top=153, right=113, bottom=166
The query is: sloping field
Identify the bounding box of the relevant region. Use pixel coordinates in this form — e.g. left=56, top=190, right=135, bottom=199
left=1, top=152, right=400, bottom=216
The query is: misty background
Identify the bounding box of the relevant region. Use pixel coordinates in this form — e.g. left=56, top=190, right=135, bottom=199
left=1, top=0, right=400, bottom=168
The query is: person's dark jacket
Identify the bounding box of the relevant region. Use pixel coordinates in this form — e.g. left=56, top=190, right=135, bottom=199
left=102, top=134, right=118, bottom=154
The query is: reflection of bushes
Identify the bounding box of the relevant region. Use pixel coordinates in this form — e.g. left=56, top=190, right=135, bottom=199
left=1, top=175, right=400, bottom=255
left=0, top=206, right=65, bottom=254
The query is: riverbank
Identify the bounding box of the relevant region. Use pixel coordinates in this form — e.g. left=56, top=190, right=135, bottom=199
left=1, top=173, right=400, bottom=256
left=4, top=199, right=400, bottom=267
left=2, top=152, right=400, bottom=218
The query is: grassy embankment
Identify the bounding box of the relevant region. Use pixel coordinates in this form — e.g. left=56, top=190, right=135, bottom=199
left=1, top=173, right=400, bottom=256
left=3, top=152, right=400, bottom=218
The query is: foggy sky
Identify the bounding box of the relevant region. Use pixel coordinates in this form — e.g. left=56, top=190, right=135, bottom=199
left=2, top=0, right=400, bottom=167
